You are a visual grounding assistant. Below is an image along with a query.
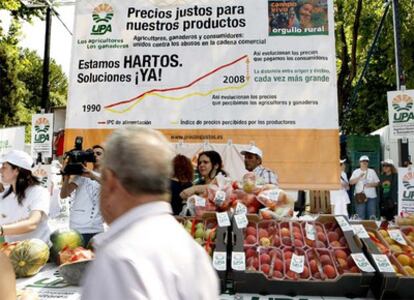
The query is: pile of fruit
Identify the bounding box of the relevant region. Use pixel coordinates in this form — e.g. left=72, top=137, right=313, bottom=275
left=180, top=217, right=217, bottom=256
left=243, top=219, right=360, bottom=281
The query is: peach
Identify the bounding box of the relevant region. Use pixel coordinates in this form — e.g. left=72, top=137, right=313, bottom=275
left=347, top=256, right=356, bottom=268
left=335, top=227, right=343, bottom=237
left=245, top=248, right=256, bottom=258
left=272, top=270, right=283, bottom=279
left=339, top=236, right=347, bottom=246
left=315, top=225, right=324, bottom=233
left=309, top=259, right=318, bottom=273
left=292, top=226, right=301, bottom=234
left=350, top=266, right=359, bottom=273
left=282, top=237, right=292, bottom=246
left=258, top=228, right=269, bottom=239
left=246, top=266, right=257, bottom=271
left=328, top=232, right=339, bottom=242
left=301, top=266, right=310, bottom=279
left=245, top=235, right=257, bottom=245
left=247, top=257, right=259, bottom=269
left=285, top=259, right=291, bottom=269
left=284, top=251, right=293, bottom=260
left=246, top=226, right=257, bottom=236
left=294, top=239, right=304, bottom=247
left=323, top=264, right=336, bottom=278
left=273, top=258, right=283, bottom=272
left=272, top=235, right=281, bottom=247
left=286, top=270, right=298, bottom=280
left=281, top=228, right=290, bottom=237
left=317, top=232, right=327, bottom=242
left=269, top=249, right=281, bottom=259
left=314, top=241, right=326, bottom=248
left=320, top=254, right=331, bottom=266
left=330, top=241, right=342, bottom=248
left=293, top=232, right=302, bottom=240
left=337, top=258, right=348, bottom=269
left=313, top=272, right=322, bottom=279
left=261, top=263, right=270, bottom=274
left=334, top=249, right=348, bottom=260
left=260, top=253, right=271, bottom=265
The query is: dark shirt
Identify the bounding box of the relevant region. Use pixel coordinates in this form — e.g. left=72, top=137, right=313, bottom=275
left=170, top=180, right=192, bottom=215
left=380, top=173, right=398, bottom=204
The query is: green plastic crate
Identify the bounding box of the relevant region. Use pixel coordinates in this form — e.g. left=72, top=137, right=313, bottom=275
left=346, top=135, right=381, bottom=152
left=347, top=150, right=381, bottom=174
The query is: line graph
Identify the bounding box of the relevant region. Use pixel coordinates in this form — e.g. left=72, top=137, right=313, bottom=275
left=104, top=55, right=250, bottom=113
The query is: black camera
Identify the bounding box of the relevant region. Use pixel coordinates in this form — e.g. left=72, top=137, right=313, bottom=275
left=62, top=136, right=96, bottom=175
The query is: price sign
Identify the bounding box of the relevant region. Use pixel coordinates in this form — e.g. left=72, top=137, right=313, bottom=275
left=231, top=251, right=246, bottom=271
left=193, top=195, right=206, bottom=207
left=351, top=253, right=375, bottom=272
left=234, top=214, right=248, bottom=229
left=305, top=223, right=316, bottom=241
left=372, top=254, right=395, bottom=273
left=214, top=190, right=226, bottom=206
left=213, top=251, right=227, bottom=271
left=267, top=189, right=280, bottom=201
left=289, top=253, right=305, bottom=274
left=235, top=202, right=247, bottom=215
left=335, top=216, right=353, bottom=232
left=388, top=229, right=407, bottom=246
left=352, top=224, right=370, bottom=239
left=216, top=212, right=231, bottom=227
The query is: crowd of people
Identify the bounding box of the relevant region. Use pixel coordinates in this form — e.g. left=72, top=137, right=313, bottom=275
left=0, top=127, right=410, bottom=299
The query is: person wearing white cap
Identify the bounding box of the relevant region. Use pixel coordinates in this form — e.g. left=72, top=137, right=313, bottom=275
left=241, top=145, right=278, bottom=185
left=349, top=155, right=380, bottom=220
left=0, top=150, right=50, bottom=243
left=379, top=159, right=398, bottom=221
left=329, top=159, right=350, bottom=216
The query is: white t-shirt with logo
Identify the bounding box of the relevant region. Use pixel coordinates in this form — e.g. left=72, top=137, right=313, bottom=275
left=350, top=168, right=380, bottom=198
left=0, top=185, right=51, bottom=243
left=69, top=176, right=103, bottom=234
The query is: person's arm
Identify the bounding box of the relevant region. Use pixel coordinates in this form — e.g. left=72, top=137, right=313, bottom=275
left=60, top=175, right=78, bottom=198
left=0, top=253, right=15, bottom=300
left=349, top=171, right=364, bottom=185
left=365, top=169, right=380, bottom=188
left=179, top=185, right=207, bottom=200
left=1, top=211, right=44, bottom=236
left=82, top=169, right=101, bottom=183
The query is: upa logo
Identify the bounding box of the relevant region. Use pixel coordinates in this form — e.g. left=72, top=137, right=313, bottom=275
left=402, top=171, right=414, bottom=190
left=393, top=94, right=414, bottom=123
left=34, top=117, right=50, bottom=144
left=91, top=3, right=113, bottom=35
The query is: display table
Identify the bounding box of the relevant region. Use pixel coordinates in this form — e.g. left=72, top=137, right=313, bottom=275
left=17, top=264, right=373, bottom=300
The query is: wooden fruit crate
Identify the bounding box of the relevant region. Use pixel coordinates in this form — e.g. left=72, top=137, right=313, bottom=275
left=309, top=190, right=331, bottom=214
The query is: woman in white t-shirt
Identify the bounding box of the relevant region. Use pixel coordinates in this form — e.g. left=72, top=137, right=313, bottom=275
left=330, top=159, right=350, bottom=216
left=349, top=155, right=380, bottom=220
left=0, top=150, right=50, bottom=243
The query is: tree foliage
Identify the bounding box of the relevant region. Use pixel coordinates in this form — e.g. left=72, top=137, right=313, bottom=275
left=0, top=5, right=67, bottom=141
left=336, top=0, right=414, bottom=134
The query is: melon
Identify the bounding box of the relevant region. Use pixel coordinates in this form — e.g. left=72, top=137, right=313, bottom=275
left=50, top=229, right=84, bottom=265
left=9, top=239, right=49, bottom=277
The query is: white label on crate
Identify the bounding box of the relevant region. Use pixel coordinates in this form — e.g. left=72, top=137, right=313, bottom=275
left=193, top=195, right=206, bottom=207
left=305, top=223, right=316, bottom=241
left=352, top=224, right=370, bottom=239
left=372, top=254, right=395, bottom=273
left=216, top=212, right=231, bottom=227
left=290, top=253, right=305, bottom=274
left=351, top=253, right=375, bottom=272
left=231, top=251, right=246, bottom=271
left=235, top=202, right=248, bottom=215
left=214, top=190, right=226, bottom=206
left=388, top=229, right=407, bottom=246
left=213, top=251, right=227, bottom=271
left=335, top=216, right=353, bottom=232
left=234, top=214, right=248, bottom=229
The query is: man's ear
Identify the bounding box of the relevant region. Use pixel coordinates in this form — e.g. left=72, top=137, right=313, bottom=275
left=103, top=168, right=118, bottom=192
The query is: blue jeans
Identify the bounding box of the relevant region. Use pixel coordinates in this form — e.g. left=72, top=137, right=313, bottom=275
left=355, top=197, right=377, bottom=220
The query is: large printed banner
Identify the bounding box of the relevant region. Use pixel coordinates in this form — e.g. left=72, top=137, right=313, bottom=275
left=387, top=90, right=414, bottom=139
left=398, top=167, right=414, bottom=215
left=66, top=0, right=340, bottom=189
left=0, top=126, right=25, bottom=156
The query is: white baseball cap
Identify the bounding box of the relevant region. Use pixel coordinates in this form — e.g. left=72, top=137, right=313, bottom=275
left=0, top=150, right=34, bottom=171
left=359, top=155, right=370, bottom=162
left=241, top=145, right=263, bottom=159
left=382, top=159, right=394, bottom=166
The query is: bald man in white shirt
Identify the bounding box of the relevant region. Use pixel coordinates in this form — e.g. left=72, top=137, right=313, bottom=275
left=81, top=128, right=219, bottom=300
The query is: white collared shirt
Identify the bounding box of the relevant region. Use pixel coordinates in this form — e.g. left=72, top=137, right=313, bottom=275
left=350, top=168, right=380, bottom=198
left=81, top=201, right=220, bottom=300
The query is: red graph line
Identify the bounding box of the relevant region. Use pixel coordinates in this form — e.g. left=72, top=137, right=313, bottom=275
left=104, top=54, right=248, bottom=109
